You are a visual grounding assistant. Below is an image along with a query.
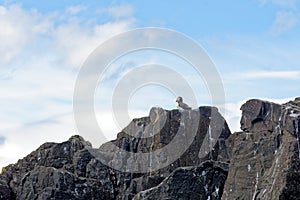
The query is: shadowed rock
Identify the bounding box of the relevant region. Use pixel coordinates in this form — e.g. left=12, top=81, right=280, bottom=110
left=0, top=106, right=231, bottom=200
left=133, top=161, right=228, bottom=200
left=222, top=98, right=300, bottom=200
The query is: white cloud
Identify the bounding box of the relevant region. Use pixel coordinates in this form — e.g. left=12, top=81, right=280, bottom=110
left=0, top=4, right=135, bottom=168
left=53, top=5, right=135, bottom=69
left=0, top=4, right=135, bottom=69
left=0, top=4, right=45, bottom=66
left=271, top=11, right=298, bottom=35
left=53, top=19, right=134, bottom=68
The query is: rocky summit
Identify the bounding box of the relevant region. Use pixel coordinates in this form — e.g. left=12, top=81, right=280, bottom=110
left=0, top=98, right=300, bottom=200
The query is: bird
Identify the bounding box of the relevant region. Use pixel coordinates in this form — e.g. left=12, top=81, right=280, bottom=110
left=175, top=96, right=192, bottom=110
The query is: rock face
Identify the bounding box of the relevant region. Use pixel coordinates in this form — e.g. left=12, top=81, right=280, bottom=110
left=222, top=98, right=300, bottom=200
left=106, top=107, right=231, bottom=172
left=1, top=98, right=300, bottom=200
left=0, top=106, right=231, bottom=200
left=0, top=136, right=114, bottom=199
left=133, top=161, right=228, bottom=200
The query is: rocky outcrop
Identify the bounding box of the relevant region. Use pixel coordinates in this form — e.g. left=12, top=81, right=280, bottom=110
left=0, top=106, right=231, bottom=200
left=1, top=98, right=300, bottom=200
left=222, top=98, right=300, bottom=200
left=106, top=107, right=231, bottom=171
left=0, top=136, right=115, bottom=199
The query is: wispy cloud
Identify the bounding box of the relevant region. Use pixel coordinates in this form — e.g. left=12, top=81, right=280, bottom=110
left=54, top=19, right=135, bottom=68
left=0, top=3, right=136, bottom=168
left=271, top=11, right=298, bottom=35
left=24, top=119, right=61, bottom=126
left=258, top=0, right=299, bottom=35
left=0, top=4, right=44, bottom=66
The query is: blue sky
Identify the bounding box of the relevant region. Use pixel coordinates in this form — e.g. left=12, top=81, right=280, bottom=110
left=0, top=0, right=299, bottom=167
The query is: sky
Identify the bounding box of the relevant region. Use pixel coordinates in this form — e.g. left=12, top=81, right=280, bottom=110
left=0, top=0, right=299, bottom=168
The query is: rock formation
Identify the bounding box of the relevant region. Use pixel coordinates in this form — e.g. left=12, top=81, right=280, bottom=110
left=0, top=106, right=231, bottom=200
left=222, top=98, right=300, bottom=200
left=0, top=98, right=300, bottom=200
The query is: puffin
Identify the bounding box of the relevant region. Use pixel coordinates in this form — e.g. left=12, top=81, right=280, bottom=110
left=175, top=96, right=192, bottom=110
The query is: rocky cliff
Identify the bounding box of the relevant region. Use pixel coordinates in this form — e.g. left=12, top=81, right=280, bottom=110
left=0, top=98, right=300, bottom=200
left=222, top=98, right=300, bottom=200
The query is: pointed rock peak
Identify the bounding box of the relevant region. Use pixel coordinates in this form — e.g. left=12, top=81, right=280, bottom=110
left=68, top=135, right=92, bottom=148
left=149, top=107, right=168, bottom=121
left=68, top=135, right=85, bottom=141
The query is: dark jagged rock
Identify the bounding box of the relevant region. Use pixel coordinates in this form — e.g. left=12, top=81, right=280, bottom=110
left=133, top=161, right=228, bottom=200
left=122, top=176, right=165, bottom=200
left=4, top=97, right=300, bottom=200
left=0, top=135, right=113, bottom=200
left=101, top=106, right=231, bottom=198
left=18, top=166, right=106, bottom=200
left=0, top=179, right=11, bottom=199
left=0, top=106, right=231, bottom=200
left=109, top=107, right=231, bottom=172
left=222, top=98, right=300, bottom=200
left=102, top=106, right=231, bottom=199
